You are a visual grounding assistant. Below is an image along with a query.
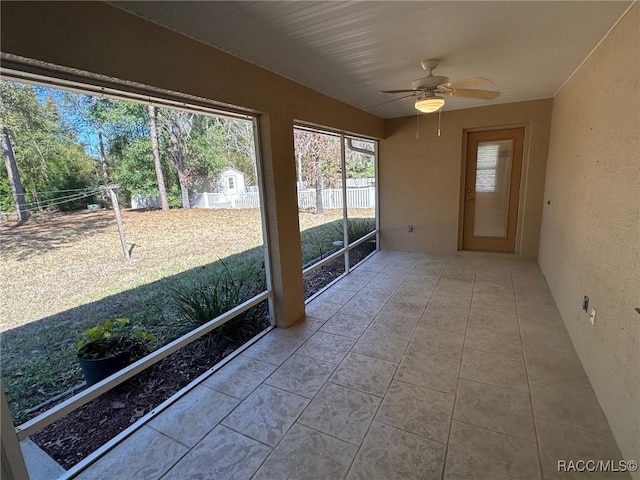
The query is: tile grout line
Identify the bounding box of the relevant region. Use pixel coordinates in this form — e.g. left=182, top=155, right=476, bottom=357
left=327, top=253, right=440, bottom=475
left=341, top=255, right=438, bottom=479
left=236, top=253, right=444, bottom=479
left=151, top=426, right=193, bottom=480
left=510, top=264, right=545, bottom=480
left=449, top=417, right=538, bottom=445
left=365, top=256, right=461, bottom=452
left=233, top=320, right=337, bottom=479
left=439, top=256, right=477, bottom=480
left=453, top=372, right=527, bottom=394
left=156, top=359, right=283, bottom=478
left=249, top=252, right=408, bottom=479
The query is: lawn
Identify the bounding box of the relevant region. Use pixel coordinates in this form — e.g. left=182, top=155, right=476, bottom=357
left=0, top=207, right=371, bottom=424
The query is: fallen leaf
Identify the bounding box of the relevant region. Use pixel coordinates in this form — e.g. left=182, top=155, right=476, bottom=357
left=129, top=407, right=145, bottom=423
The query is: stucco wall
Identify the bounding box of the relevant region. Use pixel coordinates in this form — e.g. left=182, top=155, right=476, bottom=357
left=380, top=99, right=552, bottom=258
left=538, top=4, right=639, bottom=468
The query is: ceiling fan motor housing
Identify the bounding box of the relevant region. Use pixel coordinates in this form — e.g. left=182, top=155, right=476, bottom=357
left=411, top=75, right=449, bottom=90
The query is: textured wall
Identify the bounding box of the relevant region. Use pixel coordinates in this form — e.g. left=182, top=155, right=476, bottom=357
left=380, top=99, right=552, bottom=258
left=538, top=4, right=639, bottom=470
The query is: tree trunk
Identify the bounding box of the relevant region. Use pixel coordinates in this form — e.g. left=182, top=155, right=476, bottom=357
left=314, top=154, right=324, bottom=215
left=1, top=127, right=29, bottom=221
left=170, top=145, right=190, bottom=210
left=166, top=111, right=191, bottom=210
left=98, top=129, right=109, bottom=184
left=147, top=105, right=170, bottom=212
left=296, top=151, right=303, bottom=188
left=97, top=128, right=111, bottom=206
left=177, top=170, right=190, bottom=210
left=30, top=140, right=47, bottom=213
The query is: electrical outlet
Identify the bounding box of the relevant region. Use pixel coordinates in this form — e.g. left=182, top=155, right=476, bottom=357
left=407, top=225, right=414, bottom=233
left=589, top=307, right=596, bottom=325
left=582, top=296, right=589, bottom=312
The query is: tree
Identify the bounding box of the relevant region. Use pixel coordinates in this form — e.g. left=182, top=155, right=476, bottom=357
left=148, top=105, right=169, bottom=212
left=345, top=139, right=375, bottom=180
left=0, top=81, right=95, bottom=213
left=163, top=109, right=194, bottom=209
left=1, top=126, right=28, bottom=220
left=95, top=100, right=175, bottom=207
left=56, top=88, right=259, bottom=211
left=293, top=129, right=341, bottom=215
left=212, top=118, right=257, bottom=186
left=59, top=94, right=114, bottom=204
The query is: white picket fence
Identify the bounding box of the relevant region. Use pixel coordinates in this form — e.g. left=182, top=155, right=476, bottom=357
left=192, top=187, right=375, bottom=210
left=191, top=192, right=261, bottom=209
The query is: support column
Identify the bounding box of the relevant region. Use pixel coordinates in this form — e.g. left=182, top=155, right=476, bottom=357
left=258, top=113, right=305, bottom=328
left=1, top=386, right=29, bottom=480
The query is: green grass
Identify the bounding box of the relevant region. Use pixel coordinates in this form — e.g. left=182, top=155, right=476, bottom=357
left=0, top=207, right=373, bottom=424
left=299, top=211, right=375, bottom=267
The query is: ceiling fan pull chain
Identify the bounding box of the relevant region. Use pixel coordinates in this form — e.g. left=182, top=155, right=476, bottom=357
left=416, top=110, right=420, bottom=139
left=437, top=109, right=442, bottom=137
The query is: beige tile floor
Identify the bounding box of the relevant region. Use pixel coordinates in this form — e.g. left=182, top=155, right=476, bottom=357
left=76, top=251, right=628, bottom=480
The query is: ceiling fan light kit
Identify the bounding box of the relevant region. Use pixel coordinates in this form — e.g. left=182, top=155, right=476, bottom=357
left=376, top=58, right=501, bottom=114
left=415, top=96, right=445, bottom=113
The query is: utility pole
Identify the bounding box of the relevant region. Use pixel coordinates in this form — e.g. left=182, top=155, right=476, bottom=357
left=105, top=184, right=130, bottom=260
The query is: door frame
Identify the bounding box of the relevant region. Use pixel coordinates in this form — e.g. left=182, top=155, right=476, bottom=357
left=457, top=124, right=531, bottom=254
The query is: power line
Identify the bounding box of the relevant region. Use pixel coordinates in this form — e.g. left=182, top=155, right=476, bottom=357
left=17, top=187, right=104, bottom=212
left=0, top=187, right=99, bottom=199
left=14, top=187, right=101, bottom=202
left=17, top=187, right=92, bottom=195
left=14, top=190, right=101, bottom=209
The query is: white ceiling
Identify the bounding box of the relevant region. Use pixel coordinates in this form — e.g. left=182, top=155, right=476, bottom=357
left=113, top=1, right=631, bottom=119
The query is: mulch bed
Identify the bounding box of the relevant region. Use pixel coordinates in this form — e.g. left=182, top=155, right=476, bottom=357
left=32, top=304, right=270, bottom=470
left=303, top=240, right=376, bottom=299
left=30, top=242, right=376, bottom=470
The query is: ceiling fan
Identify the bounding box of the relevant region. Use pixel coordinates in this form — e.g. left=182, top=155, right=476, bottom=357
left=375, top=59, right=501, bottom=113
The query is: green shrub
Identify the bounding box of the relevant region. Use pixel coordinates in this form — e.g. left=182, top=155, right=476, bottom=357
left=169, top=259, right=266, bottom=353
left=76, top=317, right=156, bottom=360
left=335, top=217, right=376, bottom=244
left=300, top=226, right=342, bottom=267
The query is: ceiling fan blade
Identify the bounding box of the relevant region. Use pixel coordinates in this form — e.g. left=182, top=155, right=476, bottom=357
left=378, top=89, right=423, bottom=94
left=442, top=77, right=492, bottom=89
left=368, top=93, right=417, bottom=109
left=452, top=88, right=501, bottom=100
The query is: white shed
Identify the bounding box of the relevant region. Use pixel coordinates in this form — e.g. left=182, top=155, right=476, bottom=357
left=217, top=167, right=246, bottom=193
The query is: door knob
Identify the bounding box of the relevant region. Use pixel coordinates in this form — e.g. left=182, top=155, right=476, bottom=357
left=465, top=188, right=474, bottom=201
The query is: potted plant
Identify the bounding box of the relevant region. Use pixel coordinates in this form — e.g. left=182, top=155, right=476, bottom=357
left=76, top=318, right=155, bottom=386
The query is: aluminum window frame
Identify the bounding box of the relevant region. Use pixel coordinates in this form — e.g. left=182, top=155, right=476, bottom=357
left=0, top=63, right=275, bottom=446
left=293, top=124, right=379, bottom=301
